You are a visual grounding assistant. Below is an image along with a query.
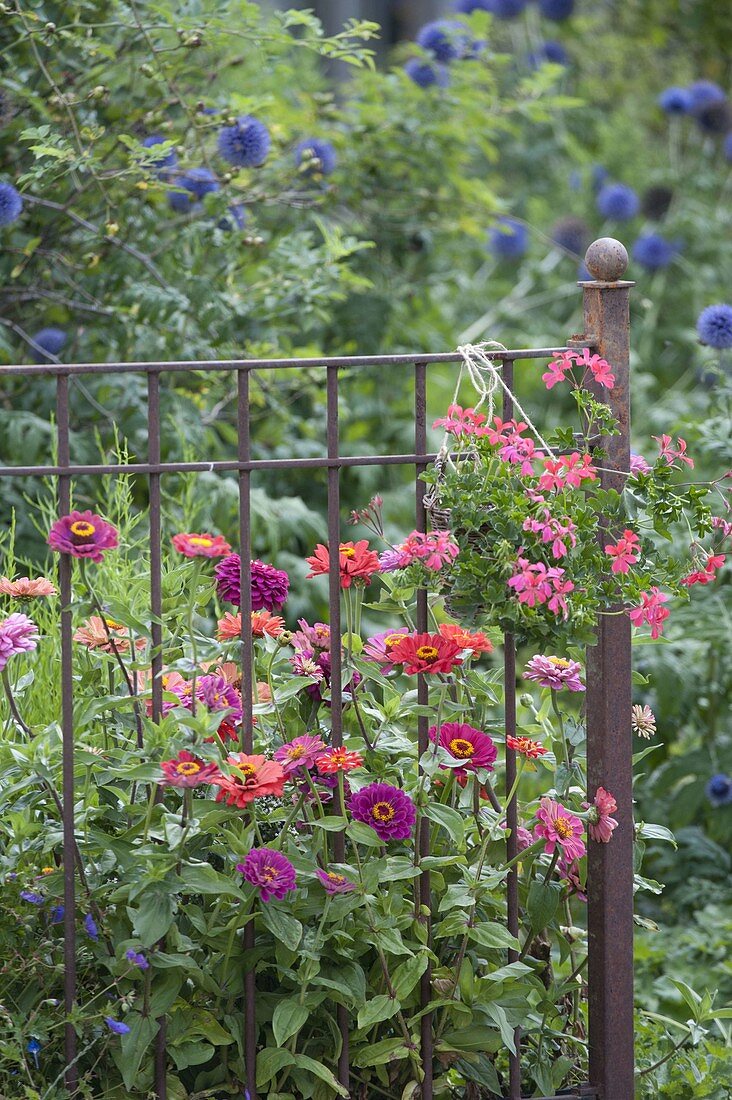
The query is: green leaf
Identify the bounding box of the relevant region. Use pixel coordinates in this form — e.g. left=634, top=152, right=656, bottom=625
left=260, top=905, right=303, bottom=951
left=424, top=802, right=465, bottom=846
left=179, top=863, right=247, bottom=896
left=256, top=1048, right=296, bottom=1087
left=117, top=1014, right=159, bottom=1091
left=352, top=1038, right=411, bottom=1068
left=485, top=1002, right=517, bottom=1053
left=272, top=1000, right=310, bottom=1046
left=130, top=887, right=177, bottom=947
left=527, top=880, right=562, bottom=929
left=636, top=822, right=677, bottom=848
left=391, top=954, right=429, bottom=1001
left=310, top=816, right=348, bottom=831
left=468, top=922, right=520, bottom=951
left=292, top=1054, right=349, bottom=1097
left=346, top=821, right=382, bottom=846
left=357, top=993, right=402, bottom=1030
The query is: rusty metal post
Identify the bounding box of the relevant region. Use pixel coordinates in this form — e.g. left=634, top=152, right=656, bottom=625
left=581, top=238, right=635, bottom=1100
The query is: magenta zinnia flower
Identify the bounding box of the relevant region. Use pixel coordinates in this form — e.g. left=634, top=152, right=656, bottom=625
left=349, top=782, right=416, bottom=842
left=524, top=654, right=585, bottom=692
left=290, top=620, right=331, bottom=653
left=215, top=554, right=290, bottom=611
left=0, top=613, right=39, bottom=672
left=363, top=629, right=411, bottom=672
left=237, top=848, right=297, bottom=902
left=195, top=674, right=243, bottom=723
left=534, top=797, right=586, bottom=861
left=582, top=786, right=618, bottom=844
left=47, top=511, right=118, bottom=563
left=274, top=734, right=326, bottom=774
left=429, top=722, right=497, bottom=777
left=315, top=867, right=357, bottom=895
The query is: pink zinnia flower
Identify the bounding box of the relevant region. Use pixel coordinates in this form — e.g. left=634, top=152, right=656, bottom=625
left=0, top=577, right=56, bottom=599
left=306, top=541, right=380, bottom=588
left=558, top=856, right=587, bottom=902
left=213, top=754, right=286, bottom=809
left=160, top=750, right=220, bottom=788
left=290, top=651, right=326, bottom=682
left=605, top=529, right=640, bottom=574
left=583, top=786, right=618, bottom=844
left=290, top=620, right=331, bottom=652
left=274, top=735, right=326, bottom=774
left=524, top=654, right=585, bottom=692
left=506, top=735, right=548, bottom=758
left=48, top=511, right=118, bottom=563
left=196, top=674, right=243, bottom=723
left=429, top=722, right=497, bottom=777
left=73, top=615, right=144, bottom=655
left=363, top=629, right=411, bottom=672
left=171, top=532, right=231, bottom=558
left=388, top=632, right=463, bottom=675
left=0, top=613, right=39, bottom=672
left=349, top=782, right=416, bottom=842
left=237, top=848, right=296, bottom=903
left=628, top=587, right=670, bottom=639
left=630, top=453, right=651, bottom=476
left=534, top=797, right=586, bottom=861
left=315, top=868, right=357, bottom=895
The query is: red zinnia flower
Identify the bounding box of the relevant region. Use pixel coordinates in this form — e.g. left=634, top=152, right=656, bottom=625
left=388, top=632, right=463, bottom=675
left=171, top=532, right=232, bottom=558
left=212, top=754, right=286, bottom=808
left=306, top=541, right=380, bottom=588
left=160, top=750, right=220, bottom=788
left=437, top=622, right=493, bottom=654
left=506, top=734, right=548, bottom=758
left=316, top=747, right=364, bottom=774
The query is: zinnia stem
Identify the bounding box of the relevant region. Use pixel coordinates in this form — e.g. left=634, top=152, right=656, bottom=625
left=1, top=668, right=33, bottom=737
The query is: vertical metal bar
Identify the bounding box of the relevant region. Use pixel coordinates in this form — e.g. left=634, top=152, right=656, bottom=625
left=414, top=361, right=433, bottom=1100
left=502, top=359, right=521, bottom=1100
left=148, top=371, right=167, bottom=1100
left=326, top=364, right=349, bottom=1088
left=237, top=368, right=257, bottom=1099
left=582, top=239, right=634, bottom=1100
left=56, top=374, right=77, bottom=1095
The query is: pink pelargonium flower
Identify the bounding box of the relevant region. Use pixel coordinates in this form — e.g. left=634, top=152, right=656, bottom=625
left=711, top=516, right=732, bottom=539
left=680, top=553, right=725, bottom=587
left=534, top=797, right=586, bottom=861
left=48, top=511, right=118, bottom=563
left=485, top=416, right=528, bottom=446
left=541, top=348, right=615, bottom=391
left=0, top=613, right=39, bottom=672
left=604, top=529, right=640, bottom=574
left=628, top=588, right=670, bottom=640
left=582, top=787, right=618, bottom=844
left=499, top=434, right=544, bottom=477
left=522, top=510, right=577, bottom=559
left=432, top=404, right=490, bottom=437
left=538, top=453, right=597, bottom=492
left=507, top=558, right=574, bottom=618
left=524, top=654, right=585, bottom=692
left=653, top=434, right=694, bottom=470
left=273, top=735, right=326, bottom=775
left=399, top=530, right=459, bottom=571
left=630, top=453, right=651, bottom=476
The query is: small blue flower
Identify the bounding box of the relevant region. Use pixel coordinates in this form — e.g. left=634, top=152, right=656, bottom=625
left=218, top=203, right=247, bottom=231
left=687, top=80, right=726, bottom=111
left=488, top=216, right=528, bottom=259
left=706, top=774, right=732, bottom=807
left=294, top=138, right=337, bottom=178
left=125, top=948, right=150, bottom=970
left=50, top=905, right=65, bottom=924
left=725, top=131, right=732, bottom=163
left=105, top=1017, right=131, bottom=1035
left=217, top=116, right=270, bottom=168
left=20, top=890, right=44, bottom=905
left=0, top=181, right=23, bottom=227
left=27, top=1038, right=41, bottom=1068
left=141, top=135, right=177, bottom=171
left=404, top=58, right=450, bottom=88
left=30, top=327, right=67, bottom=364
left=167, top=167, right=220, bottom=212
left=453, top=0, right=494, bottom=11
left=596, top=183, right=640, bottom=221
left=631, top=233, right=679, bottom=271
left=84, top=913, right=99, bottom=941
left=415, top=20, right=471, bottom=61
left=538, top=0, right=574, bottom=20
left=527, top=40, right=568, bottom=68
left=697, top=304, right=732, bottom=349
left=658, top=86, right=692, bottom=115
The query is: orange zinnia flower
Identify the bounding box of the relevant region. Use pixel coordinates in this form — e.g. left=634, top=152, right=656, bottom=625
left=438, top=622, right=493, bottom=654
left=0, top=576, right=57, bottom=598
left=305, top=540, right=380, bottom=588
left=73, top=615, right=145, bottom=655
left=316, top=747, right=364, bottom=774
left=506, top=735, right=548, bottom=759
left=212, top=753, right=286, bottom=808
left=217, top=610, right=285, bottom=641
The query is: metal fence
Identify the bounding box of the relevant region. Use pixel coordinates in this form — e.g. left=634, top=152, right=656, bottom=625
left=0, top=237, right=634, bottom=1099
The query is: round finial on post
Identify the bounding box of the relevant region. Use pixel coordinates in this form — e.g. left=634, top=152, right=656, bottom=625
left=584, top=237, right=629, bottom=282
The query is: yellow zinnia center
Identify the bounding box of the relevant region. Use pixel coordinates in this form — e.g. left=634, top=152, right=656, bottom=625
left=327, top=873, right=346, bottom=884
left=176, top=761, right=201, bottom=776
left=236, top=763, right=256, bottom=778
left=449, top=737, right=474, bottom=758
left=549, top=658, right=571, bottom=669
left=339, top=546, right=356, bottom=558
left=371, top=801, right=395, bottom=823
left=105, top=618, right=123, bottom=630
left=416, top=645, right=439, bottom=661
left=189, top=536, right=213, bottom=547
left=289, top=745, right=305, bottom=759
left=70, top=521, right=95, bottom=537
left=385, top=633, right=407, bottom=649
left=554, top=816, right=574, bottom=839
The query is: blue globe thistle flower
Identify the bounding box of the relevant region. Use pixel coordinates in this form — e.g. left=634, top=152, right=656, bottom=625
left=218, top=203, right=247, bottom=232
left=488, top=216, right=528, bottom=259
left=217, top=115, right=270, bottom=167
left=490, top=0, right=528, bottom=18
left=295, top=138, right=337, bottom=177
left=31, top=327, right=67, bottom=364
left=706, top=773, right=732, bottom=807
left=0, top=181, right=23, bottom=227
left=167, top=167, right=220, bottom=212
left=641, top=185, right=674, bottom=220
left=697, top=304, right=732, bottom=349
left=591, top=164, right=609, bottom=192
left=538, top=0, right=574, bottom=20
left=527, top=40, right=568, bottom=68
left=687, top=80, right=726, bottom=111
left=724, top=131, right=732, bottom=162
left=404, top=58, right=450, bottom=88
left=453, top=0, right=494, bottom=10
left=693, top=99, right=732, bottom=135
left=577, top=260, right=592, bottom=281
left=105, top=1017, right=131, bottom=1035
left=141, top=135, right=177, bottom=170
left=657, top=86, right=692, bottom=114
left=84, top=913, right=99, bottom=940
left=596, top=183, right=640, bottom=220
left=415, top=20, right=471, bottom=61
left=551, top=216, right=590, bottom=256
left=631, top=233, right=678, bottom=270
